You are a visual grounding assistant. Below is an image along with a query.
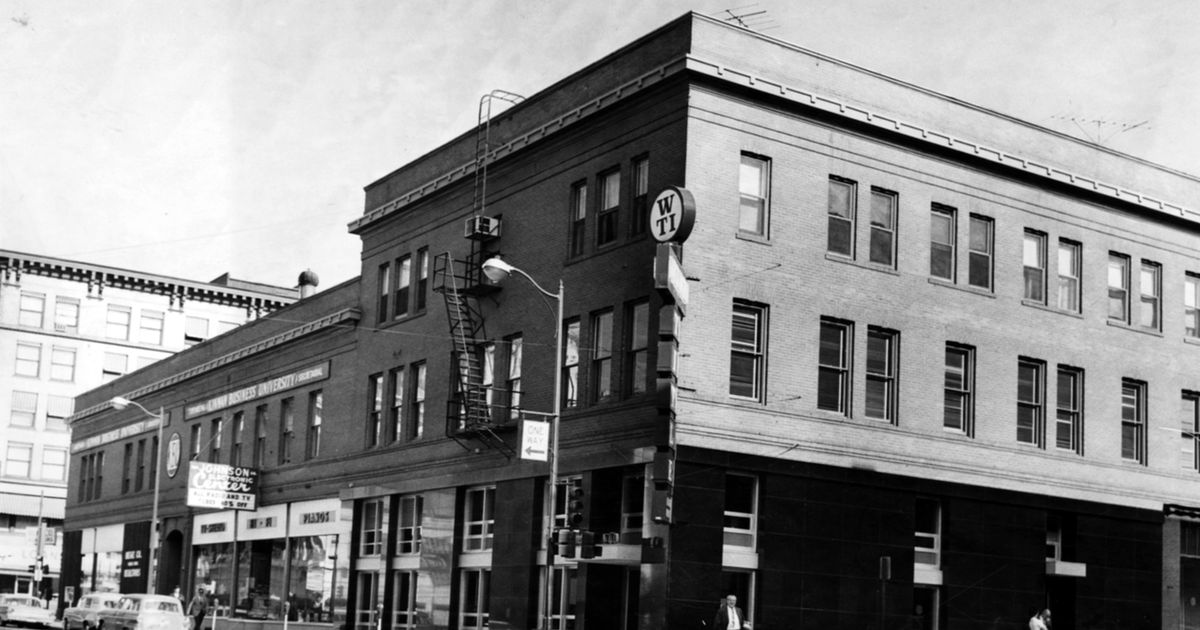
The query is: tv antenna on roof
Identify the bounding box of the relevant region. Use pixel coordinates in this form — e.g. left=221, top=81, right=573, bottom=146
left=1050, top=114, right=1151, bottom=147
left=718, top=4, right=778, bottom=31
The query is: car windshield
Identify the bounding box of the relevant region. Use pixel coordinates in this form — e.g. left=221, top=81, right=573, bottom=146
left=119, top=599, right=142, bottom=611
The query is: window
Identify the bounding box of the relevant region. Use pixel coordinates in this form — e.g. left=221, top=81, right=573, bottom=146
left=42, top=447, right=67, bottom=481
left=360, top=498, right=387, bottom=556
left=16, top=342, right=41, bottom=377
left=631, top=156, right=649, bottom=236
left=1187, top=274, right=1200, bottom=338
left=869, top=188, right=897, bottom=266
left=19, top=292, right=44, bottom=328
left=1139, top=260, right=1161, bottom=330
left=397, top=495, right=423, bottom=554
left=546, top=566, right=578, bottom=630
left=50, top=346, right=76, bottom=382
left=1182, top=393, right=1199, bottom=472
left=135, top=439, right=146, bottom=491
left=463, top=486, right=495, bottom=551
left=563, top=320, right=581, bottom=408
left=302, top=391, right=322, bottom=460
left=569, top=181, right=588, bottom=257
left=738, top=154, right=770, bottom=236
left=416, top=248, right=429, bottom=312
left=5, top=443, right=32, bottom=478
left=210, top=417, right=224, bottom=463
left=410, top=362, right=426, bottom=440
left=394, top=255, right=411, bottom=319
left=591, top=310, right=613, bottom=402
left=1121, top=379, right=1147, bottom=464
left=459, top=569, right=491, bottom=630
left=231, top=411, right=245, bottom=467
left=626, top=301, right=649, bottom=396
left=865, top=327, right=899, bottom=424
left=482, top=343, right=496, bottom=409
left=46, top=395, right=73, bottom=431
left=597, top=169, right=620, bottom=245
left=139, top=310, right=165, bottom=345
left=54, top=297, right=79, bottom=332
left=944, top=344, right=974, bottom=435
left=253, top=405, right=268, bottom=467
left=10, top=391, right=37, bottom=427
left=277, top=398, right=294, bottom=464
left=1057, top=241, right=1081, bottom=312
left=818, top=318, right=852, bottom=415
left=190, top=423, right=203, bottom=460
left=377, top=263, right=391, bottom=322
left=914, top=498, right=941, bottom=567
left=368, top=374, right=383, bottom=447
left=621, top=474, right=645, bottom=542
left=184, top=316, right=208, bottom=346
left=929, top=205, right=956, bottom=280
left=122, top=443, right=134, bottom=494
left=729, top=302, right=767, bottom=402
left=968, top=215, right=993, bottom=290
left=1023, top=231, right=1047, bottom=303
left=1055, top=367, right=1083, bottom=454
left=101, top=352, right=127, bottom=382
left=150, top=433, right=159, bottom=484
left=827, top=176, right=856, bottom=256
left=723, top=473, right=757, bottom=548
left=507, top=336, right=523, bottom=419
left=388, top=368, right=405, bottom=443
left=1108, top=253, right=1130, bottom=323
left=392, top=570, right=421, bottom=630
left=1017, top=359, right=1045, bottom=447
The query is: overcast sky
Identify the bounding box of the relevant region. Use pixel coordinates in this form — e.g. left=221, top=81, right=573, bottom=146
left=2, top=0, right=1197, bottom=290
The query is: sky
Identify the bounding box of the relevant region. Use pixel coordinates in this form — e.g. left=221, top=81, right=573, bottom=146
left=2, top=0, right=1198, bottom=290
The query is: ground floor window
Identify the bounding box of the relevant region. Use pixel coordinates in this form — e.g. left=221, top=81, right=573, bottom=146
left=913, top=585, right=939, bottom=630
left=719, top=570, right=754, bottom=624
left=546, top=566, right=577, bottom=630
left=459, top=569, right=490, bottom=630
left=192, top=535, right=342, bottom=622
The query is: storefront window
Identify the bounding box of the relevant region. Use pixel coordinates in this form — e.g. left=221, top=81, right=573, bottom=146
left=209, top=536, right=344, bottom=622
left=235, top=540, right=286, bottom=620
left=95, top=552, right=121, bottom=593
left=287, top=536, right=339, bottom=622
left=192, top=543, right=235, bottom=615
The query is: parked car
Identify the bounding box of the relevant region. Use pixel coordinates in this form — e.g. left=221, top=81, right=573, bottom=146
left=0, top=594, right=55, bottom=628
left=63, top=592, right=123, bottom=630
left=95, top=595, right=190, bottom=630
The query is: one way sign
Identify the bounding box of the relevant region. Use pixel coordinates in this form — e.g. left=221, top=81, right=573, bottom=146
left=520, top=419, right=550, bottom=462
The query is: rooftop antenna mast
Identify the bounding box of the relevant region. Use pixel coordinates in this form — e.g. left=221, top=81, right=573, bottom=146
left=473, top=90, right=525, bottom=218
left=719, top=4, right=778, bottom=31
left=1051, top=115, right=1151, bottom=147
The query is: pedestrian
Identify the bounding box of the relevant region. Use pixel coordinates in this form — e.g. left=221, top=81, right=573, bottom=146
left=188, top=587, right=208, bottom=630
left=712, top=594, right=750, bottom=630
left=1028, top=608, right=1050, bottom=630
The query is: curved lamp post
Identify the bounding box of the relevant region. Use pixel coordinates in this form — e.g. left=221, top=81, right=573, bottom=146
left=111, top=396, right=164, bottom=594
left=480, top=257, right=564, bottom=630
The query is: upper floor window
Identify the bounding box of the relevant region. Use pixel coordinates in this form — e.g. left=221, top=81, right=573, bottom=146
left=621, top=474, right=645, bottom=542
left=377, top=263, right=391, bottom=323
left=307, top=391, right=323, bottom=460
left=231, top=411, right=245, bottom=467
left=19, top=292, right=45, bottom=328
left=1108, top=253, right=1131, bottom=323
left=1055, top=366, right=1083, bottom=454
left=54, top=297, right=79, bottom=332
left=1182, top=392, right=1199, bottom=472
left=730, top=301, right=767, bottom=402
left=723, top=473, right=757, bottom=549
left=46, top=395, right=73, bottom=431
left=394, top=255, right=412, bottom=320
left=507, top=336, right=523, bottom=420
left=210, top=417, right=224, bottom=463
left=625, top=301, right=649, bottom=397
left=388, top=367, right=406, bottom=443
left=818, top=318, right=852, bottom=415
left=968, top=215, right=994, bottom=290
left=1186, top=274, right=1200, bottom=339
left=463, top=486, right=495, bottom=551
left=184, top=316, right=208, bottom=346
left=1057, top=241, right=1081, bottom=312
left=944, top=343, right=975, bottom=435
left=597, top=169, right=620, bottom=246
left=360, top=497, right=388, bottom=556
left=1017, top=358, right=1045, bottom=447
left=563, top=320, right=581, bottom=408
left=139, top=310, right=165, bottom=346
left=738, top=154, right=770, bottom=237
left=5, top=443, right=33, bottom=478
left=15, top=342, right=41, bottom=378
left=50, top=346, right=76, bottom=382
left=929, top=205, right=956, bottom=281
left=397, top=495, right=423, bottom=554
left=1022, top=231, right=1047, bottom=304
left=482, top=343, right=496, bottom=409
left=914, top=498, right=941, bottom=568
left=42, top=447, right=67, bottom=482
left=459, top=569, right=492, bottom=630
left=107, top=305, right=132, bottom=341
left=569, top=181, right=588, bottom=257
left=591, top=310, right=614, bottom=403
left=1121, top=379, right=1147, bottom=464
left=253, top=405, right=268, bottom=467
left=865, top=327, right=899, bottom=424
left=10, top=391, right=37, bottom=427
left=827, top=176, right=856, bottom=257
left=101, top=352, right=127, bottom=382
left=190, top=423, right=203, bottom=461
left=631, top=156, right=650, bottom=236
left=368, top=374, right=384, bottom=447
left=410, top=362, right=426, bottom=440
left=868, top=188, right=897, bottom=267
left=416, top=248, right=430, bottom=313
left=1138, top=260, right=1161, bottom=331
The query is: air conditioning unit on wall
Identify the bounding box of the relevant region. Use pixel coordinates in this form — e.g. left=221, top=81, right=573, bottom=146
left=464, top=215, right=501, bottom=240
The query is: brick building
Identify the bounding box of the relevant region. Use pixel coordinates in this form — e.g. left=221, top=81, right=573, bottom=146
left=64, top=13, right=1200, bottom=630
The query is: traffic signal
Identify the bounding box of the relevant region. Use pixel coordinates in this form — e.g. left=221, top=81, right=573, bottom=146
left=555, top=529, right=576, bottom=559
left=567, top=487, right=585, bottom=527
left=579, top=531, right=601, bottom=559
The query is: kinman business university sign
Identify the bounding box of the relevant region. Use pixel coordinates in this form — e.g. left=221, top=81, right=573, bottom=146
left=188, top=461, right=260, bottom=511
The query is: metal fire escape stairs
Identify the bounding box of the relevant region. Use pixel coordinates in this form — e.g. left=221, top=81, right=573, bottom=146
left=434, top=90, right=524, bottom=457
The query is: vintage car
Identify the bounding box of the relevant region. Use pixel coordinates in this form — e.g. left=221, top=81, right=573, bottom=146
left=0, top=593, right=56, bottom=628
left=94, top=594, right=190, bottom=630
left=63, top=592, right=124, bottom=630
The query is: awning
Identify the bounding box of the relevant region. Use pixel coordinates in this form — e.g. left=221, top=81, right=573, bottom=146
left=0, top=493, right=64, bottom=519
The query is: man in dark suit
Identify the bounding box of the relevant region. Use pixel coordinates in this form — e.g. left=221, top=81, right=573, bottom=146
left=713, top=594, right=749, bottom=629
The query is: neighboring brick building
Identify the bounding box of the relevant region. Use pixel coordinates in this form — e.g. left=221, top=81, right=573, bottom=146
left=63, top=12, right=1200, bottom=630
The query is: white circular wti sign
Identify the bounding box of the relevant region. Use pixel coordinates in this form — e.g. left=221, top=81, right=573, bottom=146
left=166, top=432, right=182, bottom=479
left=650, top=186, right=696, bottom=243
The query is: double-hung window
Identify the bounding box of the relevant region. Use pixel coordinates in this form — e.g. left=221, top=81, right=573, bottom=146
left=1182, top=393, right=1199, bottom=472
left=869, top=188, right=897, bottom=266
left=6, top=444, right=32, bottom=478
left=626, top=301, right=649, bottom=396
left=1057, top=241, right=1081, bottom=312
left=968, top=215, right=994, bottom=290
left=231, top=412, right=245, bottom=467
left=1108, top=253, right=1131, bottom=323
left=389, top=367, right=406, bottom=443
left=16, top=342, right=41, bottom=377
left=253, top=405, right=268, bottom=467
left=729, top=301, right=767, bottom=402
left=738, top=154, right=770, bottom=237
left=410, top=362, right=426, bottom=440
left=591, top=310, right=613, bottom=402
left=140, top=311, right=165, bottom=346
left=360, top=498, right=387, bottom=556
left=865, top=327, right=899, bottom=424
left=50, top=347, right=76, bottom=382
left=377, top=263, right=391, bottom=322
left=1139, top=261, right=1161, bottom=330
left=1186, top=274, right=1200, bottom=338
left=827, top=176, right=856, bottom=257
left=930, top=205, right=956, bottom=280
left=19, top=292, right=44, bottom=328
left=10, top=391, right=36, bottom=427
left=507, top=336, right=523, bottom=419
left=463, top=486, right=495, bottom=551
left=1023, top=231, right=1047, bottom=303
left=944, top=344, right=974, bottom=435
left=415, top=248, right=429, bottom=313
left=107, top=305, right=132, bottom=340
left=1055, top=366, right=1083, bottom=454
left=569, top=181, right=588, bottom=257
left=597, top=169, right=620, bottom=246
left=394, top=255, right=412, bottom=320
left=102, top=352, right=127, bottom=382
left=1121, top=379, right=1147, bottom=464
left=54, top=297, right=79, bottom=332
left=397, top=495, right=423, bottom=554
left=210, top=417, right=224, bottom=463
left=279, top=397, right=296, bottom=464
left=307, top=391, right=323, bottom=460
left=563, top=320, right=581, bottom=408
left=368, top=374, right=384, bottom=447
left=817, top=318, right=852, bottom=415
left=631, top=156, right=650, bottom=236
left=1017, top=359, right=1045, bottom=447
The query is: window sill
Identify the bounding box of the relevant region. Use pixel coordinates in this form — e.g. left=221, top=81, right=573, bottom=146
left=941, top=426, right=973, bottom=438
left=927, top=277, right=996, bottom=298
left=1183, top=336, right=1200, bottom=347
left=1021, top=299, right=1083, bottom=319
left=735, top=231, right=771, bottom=245
left=824, top=254, right=899, bottom=276
left=1105, top=320, right=1162, bottom=337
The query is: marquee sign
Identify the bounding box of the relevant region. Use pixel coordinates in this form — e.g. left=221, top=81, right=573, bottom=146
left=187, top=461, right=260, bottom=510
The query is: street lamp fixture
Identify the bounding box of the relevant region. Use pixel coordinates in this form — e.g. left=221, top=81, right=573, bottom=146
left=111, top=396, right=165, bottom=594
left=480, top=256, right=563, bottom=630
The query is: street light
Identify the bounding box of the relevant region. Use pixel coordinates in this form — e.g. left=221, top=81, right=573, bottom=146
left=111, top=396, right=164, bottom=594
left=480, top=256, right=564, bottom=630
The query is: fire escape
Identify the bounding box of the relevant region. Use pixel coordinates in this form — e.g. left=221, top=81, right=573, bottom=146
left=433, top=90, right=524, bottom=457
